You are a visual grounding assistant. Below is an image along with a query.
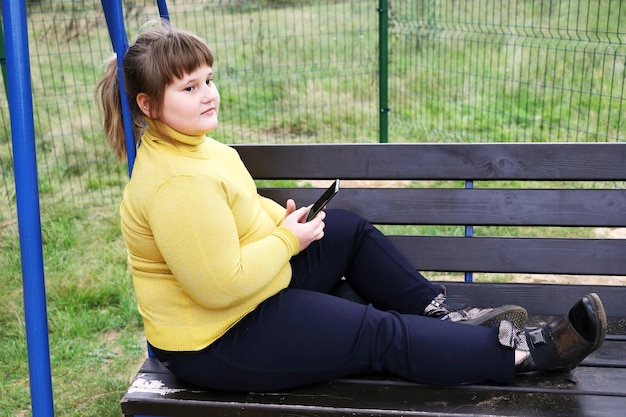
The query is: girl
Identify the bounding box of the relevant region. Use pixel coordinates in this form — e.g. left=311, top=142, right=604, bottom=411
left=97, top=21, right=606, bottom=392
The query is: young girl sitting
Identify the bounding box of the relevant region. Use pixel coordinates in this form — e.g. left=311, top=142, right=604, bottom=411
left=97, top=21, right=606, bottom=392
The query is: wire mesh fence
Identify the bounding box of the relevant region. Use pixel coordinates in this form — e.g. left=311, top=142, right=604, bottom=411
left=0, top=0, right=624, bottom=222
left=388, top=0, right=626, bottom=143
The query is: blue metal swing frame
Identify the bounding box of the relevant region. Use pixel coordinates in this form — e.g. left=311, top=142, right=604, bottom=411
left=2, top=1, right=169, bottom=415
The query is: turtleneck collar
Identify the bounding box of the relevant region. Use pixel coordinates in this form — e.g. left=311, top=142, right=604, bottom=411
left=144, top=119, right=207, bottom=150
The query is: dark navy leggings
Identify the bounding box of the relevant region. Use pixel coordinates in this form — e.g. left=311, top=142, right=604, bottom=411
left=150, top=209, right=514, bottom=391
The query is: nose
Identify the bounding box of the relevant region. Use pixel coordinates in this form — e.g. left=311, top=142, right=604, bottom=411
left=202, top=82, right=217, bottom=101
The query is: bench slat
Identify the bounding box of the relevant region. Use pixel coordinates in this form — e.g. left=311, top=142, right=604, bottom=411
left=235, top=143, right=626, bottom=181
left=390, top=236, right=626, bottom=275
left=435, top=282, right=626, bottom=327
left=585, top=339, right=626, bottom=367
left=122, top=357, right=626, bottom=417
left=260, top=188, right=626, bottom=226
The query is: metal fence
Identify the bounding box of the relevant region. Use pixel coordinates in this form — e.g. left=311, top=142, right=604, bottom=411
left=1, top=0, right=624, bottom=222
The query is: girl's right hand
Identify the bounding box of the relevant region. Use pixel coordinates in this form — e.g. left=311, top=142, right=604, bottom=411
left=282, top=199, right=325, bottom=251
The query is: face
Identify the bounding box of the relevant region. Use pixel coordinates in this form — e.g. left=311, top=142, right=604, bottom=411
left=159, top=64, right=220, bottom=136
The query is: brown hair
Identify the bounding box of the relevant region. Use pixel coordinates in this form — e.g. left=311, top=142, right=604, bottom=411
left=97, top=21, right=214, bottom=161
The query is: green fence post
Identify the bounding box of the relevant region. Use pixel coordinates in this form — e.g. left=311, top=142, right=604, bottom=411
left=378, top=0, right=389, bottom=143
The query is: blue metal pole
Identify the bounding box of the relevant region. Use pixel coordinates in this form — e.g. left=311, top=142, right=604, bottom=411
left=156, top=0, right=171, bottom=21
left=464, top=180, right=474, bottom=283
left=102, top=0, right=136, bottom=175
left=2, top=0, right=55, bottom=416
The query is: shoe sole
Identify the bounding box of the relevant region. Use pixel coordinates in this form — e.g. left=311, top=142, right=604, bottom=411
left=462, top=305, right=528, bottom=327
left=582, top=292, right=607, bottom=353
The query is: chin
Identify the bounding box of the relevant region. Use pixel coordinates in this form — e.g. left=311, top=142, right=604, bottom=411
left=206, top=122, right=219, bottom=132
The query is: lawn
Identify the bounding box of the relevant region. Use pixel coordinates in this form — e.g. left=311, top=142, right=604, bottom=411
left=0, top=203, right=145, bottom=417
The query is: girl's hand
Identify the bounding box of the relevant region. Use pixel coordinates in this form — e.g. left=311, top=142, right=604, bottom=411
left=282, top=199, right=325, bottom=251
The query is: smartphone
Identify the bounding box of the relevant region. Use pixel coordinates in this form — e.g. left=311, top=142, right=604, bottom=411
left=306, top=179, right=340, bottom=222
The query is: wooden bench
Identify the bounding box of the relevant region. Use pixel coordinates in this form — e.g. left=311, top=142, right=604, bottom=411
left=121, top=143, right=626, bottom=417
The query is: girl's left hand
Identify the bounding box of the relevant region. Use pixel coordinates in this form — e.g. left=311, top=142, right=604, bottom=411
left=282, top=199, right=325, bottom=251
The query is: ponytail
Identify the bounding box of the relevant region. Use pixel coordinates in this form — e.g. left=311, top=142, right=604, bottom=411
left=97, top=55, right=128, bottom=161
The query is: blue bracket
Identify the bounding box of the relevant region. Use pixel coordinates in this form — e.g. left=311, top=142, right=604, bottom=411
left=464, top=180, right=474, bottom=282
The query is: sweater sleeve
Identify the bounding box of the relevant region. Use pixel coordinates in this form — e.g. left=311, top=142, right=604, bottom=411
left=147, top=176, right=300, bottom=310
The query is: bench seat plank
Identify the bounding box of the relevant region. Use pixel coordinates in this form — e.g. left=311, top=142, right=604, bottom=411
left=585, top=338, right=626, bottom=367
left=122, top=355, right=626, bottom=417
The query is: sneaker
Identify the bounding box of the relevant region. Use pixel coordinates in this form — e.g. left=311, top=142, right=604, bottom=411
left=424, top=292, right=528, bottom=327
left=442, top=304, right=528, bottom=327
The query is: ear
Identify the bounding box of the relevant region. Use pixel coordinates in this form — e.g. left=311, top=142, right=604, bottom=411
left=136, top=93, right=152, bottom=117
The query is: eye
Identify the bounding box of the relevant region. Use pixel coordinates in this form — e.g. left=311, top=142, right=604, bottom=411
left=184, top=85, right=195, bottom=92
left=206, top=78, right=214, bottom=86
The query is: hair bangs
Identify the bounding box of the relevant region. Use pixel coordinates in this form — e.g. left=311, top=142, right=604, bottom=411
left=155, top=31, right=214, bottom=86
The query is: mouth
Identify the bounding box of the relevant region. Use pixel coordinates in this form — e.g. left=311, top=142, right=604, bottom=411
left=202, top=107, right=216, bottom=116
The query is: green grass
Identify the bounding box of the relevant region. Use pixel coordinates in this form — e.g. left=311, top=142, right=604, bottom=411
left=0, top=204, right=145, bottom=417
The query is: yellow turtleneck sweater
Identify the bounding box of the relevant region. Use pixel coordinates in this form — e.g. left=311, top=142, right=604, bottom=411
left=120, top=120, right=300, bottom=351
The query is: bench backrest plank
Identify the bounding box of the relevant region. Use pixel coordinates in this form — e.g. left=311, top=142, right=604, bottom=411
left=236, top=143, right=626, bottom=180
left=259, top=188, right=626, bottom=227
